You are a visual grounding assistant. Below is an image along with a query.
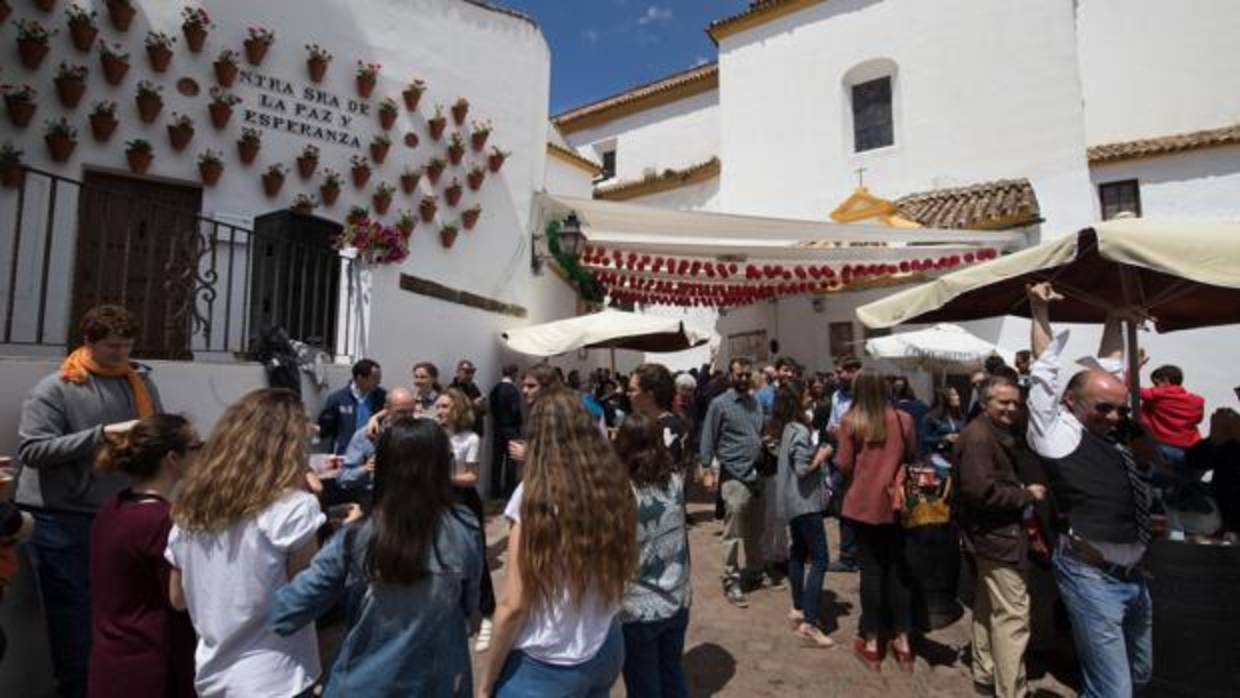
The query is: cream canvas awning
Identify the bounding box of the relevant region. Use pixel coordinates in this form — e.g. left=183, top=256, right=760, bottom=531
left=501, top=310, right=714, bottom=356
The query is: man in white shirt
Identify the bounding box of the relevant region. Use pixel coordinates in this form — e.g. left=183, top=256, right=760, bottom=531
left=1024, top=282, right=1153, bottom=698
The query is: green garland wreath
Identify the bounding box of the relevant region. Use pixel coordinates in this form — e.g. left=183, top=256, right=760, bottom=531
left=546, top=221, right=604, bottom=303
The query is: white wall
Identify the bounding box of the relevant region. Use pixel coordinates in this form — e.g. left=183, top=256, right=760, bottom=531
left=625, top=178, right=722, bottom=212
left=564, top=89, right=720, bottom=183
left=1089, top=146, right=1240, bottom=220
left=716, top=0, right=1098, bottom=239
left=543, top=156, right=595, bottom=198
left=1076, top=0, right=1240, bottom=144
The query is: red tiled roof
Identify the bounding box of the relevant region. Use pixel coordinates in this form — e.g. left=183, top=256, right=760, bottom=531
left=895, top=178, right=1040, bottom=230
left=594, top=157, right=721, bottom=201
left=1088, top=123, right=1240, bottom=164
left=552, top=63, right=718, bottom=134
left=707, top=0, right=827, bottom=43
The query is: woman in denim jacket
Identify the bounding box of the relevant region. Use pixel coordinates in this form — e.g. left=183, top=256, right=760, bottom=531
left=269, top=417, right=482, bottom=697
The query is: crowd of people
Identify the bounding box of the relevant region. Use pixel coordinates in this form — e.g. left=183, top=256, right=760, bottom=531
left=2, top=290, right=1239, bottom=697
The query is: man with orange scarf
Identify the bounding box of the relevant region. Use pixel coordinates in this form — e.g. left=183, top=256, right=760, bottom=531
left=13, top=305, right=161, bottom=698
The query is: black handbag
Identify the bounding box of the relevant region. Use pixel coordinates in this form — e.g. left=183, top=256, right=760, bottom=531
left=756, top=436, right=779, bottom=477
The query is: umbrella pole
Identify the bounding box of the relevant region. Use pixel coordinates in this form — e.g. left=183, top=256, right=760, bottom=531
left=1125, top=319, right=1141, bottom=412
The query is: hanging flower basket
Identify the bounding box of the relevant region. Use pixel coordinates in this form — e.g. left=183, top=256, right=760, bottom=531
left=425, top=157, right=446, bottom=185
left=470, top=121, right=492, bottom=152
left=450, top=97, right=469, bottom=126
left=237, top=127, right=261, bottom=164
left=89, top=101, right=118, bottom=141
left=208, top=87, right=240, bottom=129
left=462, top=204, right=482, bottom=230
left=487, top=146, right=508, bottom=173
left=369, top=134, right=391, bottom=165
left=290, top=193, right=317, bottom=215
left=198, top=149, right=223, bottom=186
left=214, top=50, right=239, bottom=87
left=66, top=6, right=99, bottom=52
left=181, top=7, right=211, bottom=53
left=134, top=81, right=163, bottom=123
left=145, top=31, right=176, bottom=72
left=105, top=0, right=135, bottom=31
left=306, top=44, right=332, bottom=83
left=261, top=164, right=286, bottom=197
left=346, top=206, right=369, bottom=225
left=466, top=166, right=485, bottom=192
left=53, top=62, right=88, bottom=108
left=320, top=169, right=342, bottom=206
left=166, top=113, right=194, bottom=151
left=125, top=139, right=153, bottom=174
left=44, top=117, right=78, bottom=163
left=395, top=212, right=415, bottom=237
left=99, top=42, right=130, bottom=85
left=244, top=27, right=274, bottom=65
left=439, top=224, right=459, bottom=249
left=337, top=218, right=410, bottom=266
left=372, top=182, right=394, bottom=215
left=378, top=98, right=398, bottom=130
left=427, top=106, right=447, bottom=141
left=356, top=61, right=380, bottom=98
left=400, top=167, right=421, bottom=194
left=296, top=144, right=319, bottom=179
left=15, top=19, right=55, bottom=69
left=402, top=79, right=426, bottom=111
left=3, top=85, right=37, bottom=127
left=444, top=179, right=463, bottom=207
left=0, top=143, right=24, bottom=188
left=446, top=133, right=465, bottom=166
left=419, top=195, right=437, bottom=223
left=350, top=155, right=371, bottom=188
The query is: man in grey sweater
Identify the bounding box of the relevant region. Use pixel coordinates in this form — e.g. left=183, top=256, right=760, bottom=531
left=14, top=305, right=161, bottom=698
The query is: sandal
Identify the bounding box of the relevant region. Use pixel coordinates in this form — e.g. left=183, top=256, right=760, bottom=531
left=852, top=638, right=882, bottom=672
left=786, top=609, right=804, bottom=629
left=889, top=640, right=914, bottom=673
left=795, top=624, right=836, bottom=648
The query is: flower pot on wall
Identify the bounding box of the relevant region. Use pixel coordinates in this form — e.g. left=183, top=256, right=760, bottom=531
left=372, top=192, right=391, bottom=215
left=199, top=160, right=222, bottom=186
left=147, top=44, right=173, bottom=73
left=320, top=182, right=340, bottom=206
left=487, top=150, right=506, bottom=173
left=351, top=165, right=370, bottom=188
left=427, top=116, right=446, bottom=141
left=54, top=76, right=86, bottom=108
left=439, top=226, right=458, bottom=249
left=237, top=140, right=259, bottom=164
left=369, top=142, right=389, bottom=165
left=378, top=107, right=397, bottom=130
left=214, top=60, right=237, bottom=87
left=296, top=156, right=317, bottom=179
left=208, top=102, right=231, bottom=129
left=462, top=206, right=481, bottom=230
left=419, top=197, right=437, bottom=223
left=45, top=134, right=75, bottom=163
left=262, top=171, right=284, bottom=197
left=402, top=87, right=423, bottom=112
left=400, top=171, right=420, bottom=194
left=466, top=168, right=484, bottom=191
left=126, top=149, right=152, bottom=174
left=0, top=1, right=10, bottom=23
left=470, top=130, right=489, bottom=152
left=33, top=0, right=56, bottom=11
left=105, top=0, right=135, bottom=31
left=444, top=181, right=462, bottom=207
left=183, top=25, right=207, bottom=53
left=243, top=39, right=268, bottom=66
left=5, top=97, right=35, bottom=127
left=167, top=124, right=193, bottom=151
left=101, top=55, right=129, bottom=85
left=1, top=161, right=23, bottom=188
left=307, top=57, right=328, bottom=83
left=136, top=94, right=162, bottom=123
left=90, top=112, right=117, bottom=141
left=69, top=22, right=98, bottom=52
left=450, top=100, right=468, bottom=125
left=17, top=39, right=51, bottom=69
left=356, top=74, right=376, bottom=99
left=425, top=160, right=445, bottom=185
left=447, top=144, right=464, bottom=166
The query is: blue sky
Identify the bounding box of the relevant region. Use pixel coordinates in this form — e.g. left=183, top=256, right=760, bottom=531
left=496, top=1, right=749, bottom=115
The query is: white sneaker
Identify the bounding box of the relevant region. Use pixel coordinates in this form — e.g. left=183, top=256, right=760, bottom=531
left=475, top=618, right=493, bottom=652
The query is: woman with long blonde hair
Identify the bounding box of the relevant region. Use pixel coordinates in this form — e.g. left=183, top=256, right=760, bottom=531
left=835, top=373, right=917, bottom=673
left=477, top=387, right=638, bottom=698
left=165, top=388, right=326, bottom=697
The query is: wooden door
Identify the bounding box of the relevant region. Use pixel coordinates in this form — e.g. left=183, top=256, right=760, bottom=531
left=70, top=172, right=203, bottom=359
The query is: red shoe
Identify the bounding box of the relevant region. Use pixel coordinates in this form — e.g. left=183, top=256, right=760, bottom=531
left=852, top=638, right=882, bottom=672
left=889, top=640, right=915, bottom=673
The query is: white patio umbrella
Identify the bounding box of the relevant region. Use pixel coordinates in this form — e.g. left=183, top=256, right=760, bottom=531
left=500, top=309, right=714, bottom=357
left=865, top=323, right=1013, bottom=373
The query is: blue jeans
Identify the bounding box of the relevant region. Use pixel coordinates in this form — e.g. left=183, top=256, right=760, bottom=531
left=621, top=607, right=689, bottom=698
left=787, top=513, right=828, bottom=626
left=837, top=516, right=858, bottom=563
left=27, top=510, right=94, bottom=698
left=496, top=621, right=624, bottom=698
left=1053, top=551, right=1153, bottom=698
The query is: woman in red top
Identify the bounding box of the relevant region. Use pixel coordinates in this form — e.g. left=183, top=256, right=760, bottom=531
left=88, top=415, right=200, bottom=698
left=835, top=374, right=917, bottom=673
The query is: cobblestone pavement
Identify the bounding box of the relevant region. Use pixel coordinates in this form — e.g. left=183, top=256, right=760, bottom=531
left=474, top=492, right=1080, bottom=698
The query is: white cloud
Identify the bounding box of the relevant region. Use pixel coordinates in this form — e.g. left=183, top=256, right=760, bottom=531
left=637, top=5, right=674, bottom=26
left=582, top=28, right=600, bottom=45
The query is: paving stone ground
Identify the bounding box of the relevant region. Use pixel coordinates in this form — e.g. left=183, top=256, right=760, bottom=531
left=470, top=487, right=1082, bottom=698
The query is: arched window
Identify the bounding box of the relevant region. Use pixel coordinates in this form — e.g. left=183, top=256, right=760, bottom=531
left=843, top=59, right=899, bottom=153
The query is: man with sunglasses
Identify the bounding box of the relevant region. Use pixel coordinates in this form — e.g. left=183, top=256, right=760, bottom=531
left=1026, top=282, right=1154, bottom=698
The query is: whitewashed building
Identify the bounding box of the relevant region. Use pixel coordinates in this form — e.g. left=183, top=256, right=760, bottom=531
left=555, top=0, right=1240, bottom=412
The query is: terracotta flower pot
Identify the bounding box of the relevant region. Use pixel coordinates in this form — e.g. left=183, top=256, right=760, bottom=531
left=45, top=134, right=76, bottom=163
left=126, top=149, right=152, bottom=174
left=89, top=112, right=117, bottom=142
left=471, top=131, right=489, bottom=152
left=372, top=193, right=391, bottom=215
left=243, top=39, right=268, bottom=66
left=351, top=166, right=370, bottom=188
left=0, top=1, right=10, bottom=24
left=69, top=22, right=98, bottom=52
left=291, top=203, right=313, bottom=215
left=319, top=183, right=340, bottom=206
left=296, top=156, right=317, bottom=179
left=101, top=55, right=129, bottom=85
left=467, top=169, right=484, bottom=191
left=208, top=102, right=232, bottom=129
left=356, top=74, right=376, bottom=99
left=419, top=199, right=437, bottom=223
left=237, top=140, right=259, bottom=164
left=17, top=39, right=51, bottom=69
left=214, top=60, right=237, bottom=87
left=105, top=0, right=135, bottom=31
left=5, top=97, right=35, bottom=127
left=426, top=162, right=444, bottom=185
left=402, top=88, right=422, bottom=112
left=54, top=77, right=86, bottom=109
left=400, top=172, right=420, bottom=194
left=369, top=142, right=389, bottom=164
left=462, top=208, right=481, bottom=230
left=136, top=94, right=162, bottom=123
left=261, top=172, right=283, bottom=197
left=147, top=44, right=173, bottom=73
left=445, top=183, right=462, bottom=207
left=427, top=117, right=446, bottom=141
left=447, top=145, right=464, bottom=166
left=34, top=0, right=55, bottom=10
left=439, top=227, right=457, bottom=249
left=396, top=220, right=414, bottom=237
left=451, top=101, right=468, bottom=125
left=1, top=161, right=24, bottom=189
left=307, top=58, right=328, bottom=83
left=167, top=124, right=193, bottom=151
left=183, top=25, right=207, bottom=53
left=199, top=161, right=222, bottom=186
left=378, top=108, right=396, bottom=130
left=488, top=152, right=506, bottom=173
left=346, top=211, right=366, bottom=225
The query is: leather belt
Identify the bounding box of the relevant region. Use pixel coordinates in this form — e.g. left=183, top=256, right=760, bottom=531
left=1064, top=535, right=1148, bottom=582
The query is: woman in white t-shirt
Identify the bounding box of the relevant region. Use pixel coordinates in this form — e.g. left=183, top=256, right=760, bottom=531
left=165, top=388, right=327, bottom=698
left=476, top=387, right=639, bottom=698
left=436, top=388, right=497, bottom=652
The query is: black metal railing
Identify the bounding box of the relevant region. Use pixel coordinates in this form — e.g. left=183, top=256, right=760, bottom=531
left=0, top=166, right=357, bottom=360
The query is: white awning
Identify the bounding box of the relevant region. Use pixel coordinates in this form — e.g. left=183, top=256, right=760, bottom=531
left=500, top=309, right=715, bottom=356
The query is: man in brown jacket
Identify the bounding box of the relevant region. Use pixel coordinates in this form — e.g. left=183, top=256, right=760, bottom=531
left=955, top=375, right=1047, bottom=697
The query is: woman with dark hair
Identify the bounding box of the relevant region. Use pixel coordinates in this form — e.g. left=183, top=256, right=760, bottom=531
left=89, top=414, right=200, bottom=698
left=921, top=387, right=964, bottom=455
left=628, top=363, right=688, bottom=469
left=770, top=380, right=835, bottom=648
left=614, top=413, right=691, bottom=698
left=270, top=416, right=483, bottom=696
left=478, top=388, right=638, bottom=698
left=836, top=374, right=917, bottom=672
left=413, top=361, right=442, bottom=416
